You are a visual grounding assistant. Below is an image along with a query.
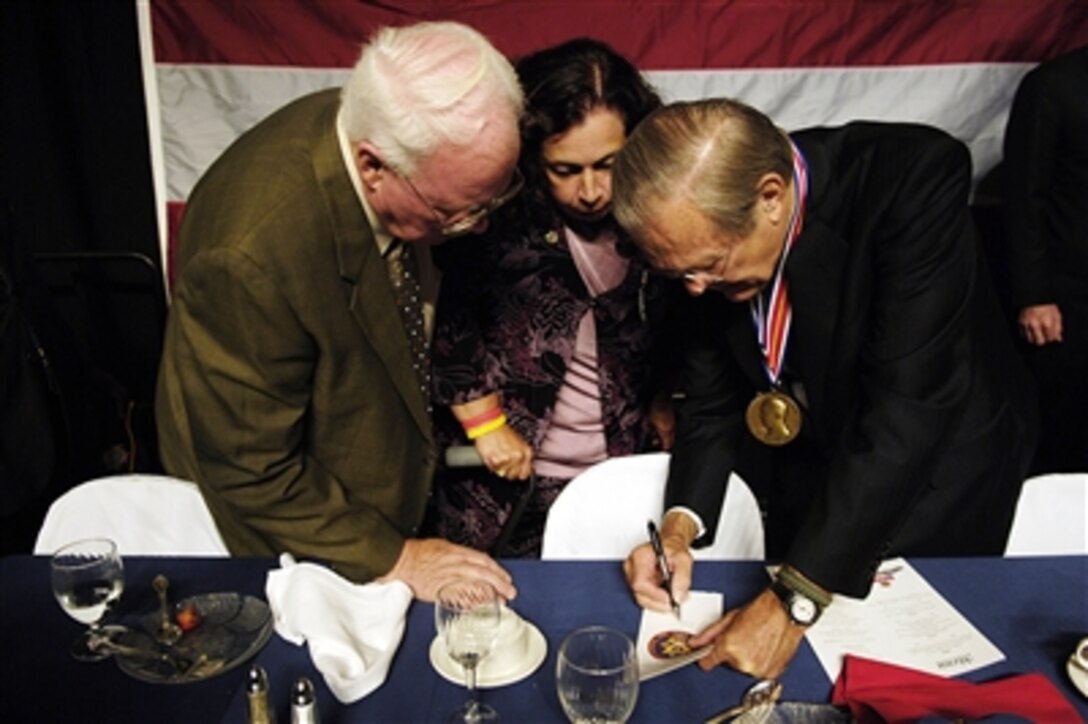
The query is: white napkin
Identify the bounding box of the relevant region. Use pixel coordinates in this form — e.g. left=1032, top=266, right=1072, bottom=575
left=265, top=553, right=413, bottom=703
left=635, top=590, right=722, bottom=680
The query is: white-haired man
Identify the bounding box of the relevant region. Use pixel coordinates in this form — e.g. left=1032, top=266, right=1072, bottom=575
left=157, top=21, right=523, bottom=601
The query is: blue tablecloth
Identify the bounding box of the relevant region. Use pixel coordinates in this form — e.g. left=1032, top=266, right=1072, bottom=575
left=2, top=555, right=1085, bottom=722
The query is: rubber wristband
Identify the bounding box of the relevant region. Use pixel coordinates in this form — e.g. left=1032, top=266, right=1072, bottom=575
left=460, top=406, right=503, bottom=431
left=466, top=414, right=507, bottom=440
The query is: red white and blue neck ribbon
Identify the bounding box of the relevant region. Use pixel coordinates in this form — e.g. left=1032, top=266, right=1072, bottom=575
left=751, top=142, right=809, bottom=387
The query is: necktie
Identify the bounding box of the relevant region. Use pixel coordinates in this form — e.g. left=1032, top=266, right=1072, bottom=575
left=386, top=241, right=430, bottom=405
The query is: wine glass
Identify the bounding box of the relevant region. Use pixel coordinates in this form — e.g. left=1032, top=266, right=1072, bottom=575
left=435, top=579, right=502, bottom=723
left=50, top=538, right=126, bottom=661
left=556, top=626, right=639, bottom=724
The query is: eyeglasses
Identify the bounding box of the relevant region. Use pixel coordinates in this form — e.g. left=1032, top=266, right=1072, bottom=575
left=395, top=165, right=524, bottom=237
left=651, top=251, right=729, bottom=286
left=682, top=269, right=728, bottom=285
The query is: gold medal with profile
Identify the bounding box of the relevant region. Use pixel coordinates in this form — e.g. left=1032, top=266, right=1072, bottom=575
left=746, top=390, right=802, bottom=446
left=745, top=144, right=808, bottom=447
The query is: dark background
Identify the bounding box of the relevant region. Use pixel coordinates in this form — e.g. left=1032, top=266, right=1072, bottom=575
left=2, top=1, right=163, bottom=553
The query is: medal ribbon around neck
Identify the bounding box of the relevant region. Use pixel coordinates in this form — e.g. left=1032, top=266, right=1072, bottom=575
left=751, top=142, right=809, bottom=387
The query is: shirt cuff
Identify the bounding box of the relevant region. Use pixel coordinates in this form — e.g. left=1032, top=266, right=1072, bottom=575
left=663, top=506, right=706, bottom=540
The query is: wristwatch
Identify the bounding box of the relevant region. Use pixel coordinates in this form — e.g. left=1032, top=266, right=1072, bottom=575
left=770, top=577, right=824, bottom=626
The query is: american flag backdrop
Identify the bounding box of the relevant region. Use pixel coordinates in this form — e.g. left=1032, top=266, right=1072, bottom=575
left=138, top=0, right=1088, bottom=278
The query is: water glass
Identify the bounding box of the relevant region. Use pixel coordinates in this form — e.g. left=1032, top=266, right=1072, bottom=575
left=50, top=537, right=125, bottom=660
left=556, top=626, right=639, bottom=724
left=435, top=578, right=502, bottom=723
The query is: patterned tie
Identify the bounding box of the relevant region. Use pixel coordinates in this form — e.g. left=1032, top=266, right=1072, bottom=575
left=386, top=240, right=430, bottom=405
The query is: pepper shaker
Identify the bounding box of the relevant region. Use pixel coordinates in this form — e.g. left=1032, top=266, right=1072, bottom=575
left=246, top=665, right=276, bottom=724
left=290, top=676, right=319, bottom=724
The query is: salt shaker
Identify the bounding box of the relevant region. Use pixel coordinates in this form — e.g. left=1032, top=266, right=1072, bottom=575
left=246, top=665, right=276, bottom=724
left=290, top=676, right=320, bottom=724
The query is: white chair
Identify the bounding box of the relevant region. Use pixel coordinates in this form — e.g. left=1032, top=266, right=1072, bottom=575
left=1005, top=473, right=1088, bottom=556
left=541, top=453, right=764, bottom=560
left=34, top=474, right=229, bottom=556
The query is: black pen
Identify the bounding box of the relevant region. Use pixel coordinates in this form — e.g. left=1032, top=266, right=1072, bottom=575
left=647, top=520, right=680, bottom=617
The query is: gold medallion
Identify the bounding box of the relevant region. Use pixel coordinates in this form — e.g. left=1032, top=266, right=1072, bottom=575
left=745, top=390, right=802, bottom=446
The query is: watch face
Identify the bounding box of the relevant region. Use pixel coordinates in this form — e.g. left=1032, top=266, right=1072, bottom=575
left=790, top=595, right=818, bottom=624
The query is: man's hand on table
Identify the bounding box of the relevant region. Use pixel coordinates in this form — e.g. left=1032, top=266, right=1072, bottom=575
left=689, top=588, right=806, bottom=680
left=378, top=538, right=517, bottom=602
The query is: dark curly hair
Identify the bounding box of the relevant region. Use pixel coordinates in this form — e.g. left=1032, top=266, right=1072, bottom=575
left=493, top=37, right=662, bottom=235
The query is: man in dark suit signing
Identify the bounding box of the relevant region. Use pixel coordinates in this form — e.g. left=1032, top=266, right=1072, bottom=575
left=612, top=98, right=1037, bottom=678
left=156, top=21, right=524, bottom=601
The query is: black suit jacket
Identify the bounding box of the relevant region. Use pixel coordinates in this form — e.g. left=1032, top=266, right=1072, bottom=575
left=1003, top=45, right=1088, bottom=311
left=668, top=122, right=1037, bottom=597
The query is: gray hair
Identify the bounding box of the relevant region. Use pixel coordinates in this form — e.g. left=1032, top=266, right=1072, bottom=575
left=341, top=21, right=523, bottom=174
left=613, top=98, right=792, bottom=242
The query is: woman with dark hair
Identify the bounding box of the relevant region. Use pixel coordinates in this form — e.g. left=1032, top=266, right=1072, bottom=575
left=425, top=37, right=677, bottom=556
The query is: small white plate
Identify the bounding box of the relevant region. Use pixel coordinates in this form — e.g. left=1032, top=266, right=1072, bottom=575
left=430, top=621, right=548, bottom=688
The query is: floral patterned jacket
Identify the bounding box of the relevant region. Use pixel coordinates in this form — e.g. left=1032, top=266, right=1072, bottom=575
left=430, top=222, right=677, bottom=459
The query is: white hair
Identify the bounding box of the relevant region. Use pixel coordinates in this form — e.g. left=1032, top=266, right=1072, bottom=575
left=341, top=21, right=523, bottom=174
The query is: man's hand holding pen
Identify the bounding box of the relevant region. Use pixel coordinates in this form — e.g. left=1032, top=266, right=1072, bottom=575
left=624, top=512, right=696, bottom=616
left=648, top=520, right=680, bottom=616
left=626, top=512, right=804, bottom=680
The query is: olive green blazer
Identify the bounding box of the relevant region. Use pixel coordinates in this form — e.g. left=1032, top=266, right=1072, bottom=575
left=156, top=90, right=436, bottom=583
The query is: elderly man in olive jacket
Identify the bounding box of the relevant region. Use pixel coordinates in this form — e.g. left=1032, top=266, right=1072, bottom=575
left=156, top=22, right=523, bottom=601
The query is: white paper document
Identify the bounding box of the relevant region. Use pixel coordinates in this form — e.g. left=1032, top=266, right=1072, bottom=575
left=635, top=590, right=723, bottom=680
left=802, top=557, right=1005, bottom=682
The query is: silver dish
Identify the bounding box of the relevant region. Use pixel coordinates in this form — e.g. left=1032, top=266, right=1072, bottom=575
left=114, top=592, right=273, bottom=684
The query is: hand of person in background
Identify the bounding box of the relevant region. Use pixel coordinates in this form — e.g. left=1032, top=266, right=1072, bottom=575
left=452, top=393, right=533, bottom=480
left=1018, top=303, right=1063, bottom=345
left=474, top=424, right=534, bottom=480
left=649, top=393, right=676, bottom=450
left=379, top=537, right=517, bottom=602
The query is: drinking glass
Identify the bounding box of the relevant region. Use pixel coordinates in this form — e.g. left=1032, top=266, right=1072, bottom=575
left=435, top=579, right=502, bottom=723
left=556, top=626, right=639, bottom=724
left=50, top=537, right=126, bottom=661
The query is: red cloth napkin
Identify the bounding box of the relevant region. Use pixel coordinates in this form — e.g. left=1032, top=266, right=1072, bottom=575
left=831, top=655, right=1082, bottom=723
